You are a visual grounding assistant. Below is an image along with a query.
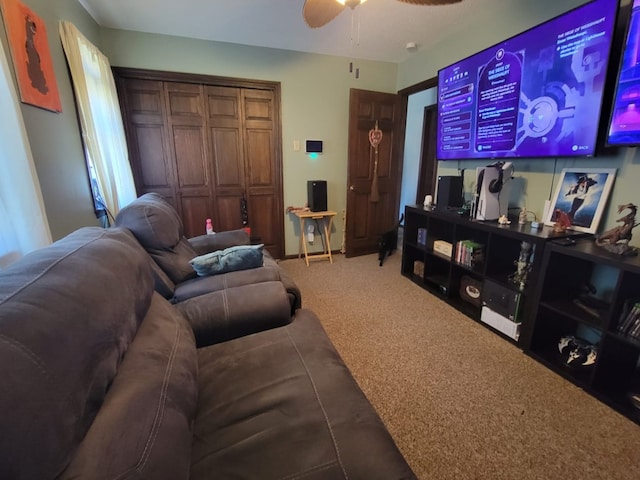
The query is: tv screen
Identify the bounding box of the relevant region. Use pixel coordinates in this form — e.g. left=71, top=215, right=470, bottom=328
left=437, top=0, right=618, bottom=160
left=607, top=0, right=640, bottom=146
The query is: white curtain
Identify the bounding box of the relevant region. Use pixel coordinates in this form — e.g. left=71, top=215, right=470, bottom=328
left=0, top=38, right=52, bottom=268
left=59, top=21, right=137, bottom=223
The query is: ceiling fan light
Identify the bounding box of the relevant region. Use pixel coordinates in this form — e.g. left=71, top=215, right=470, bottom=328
left=336, top=0, right=368, bottom=7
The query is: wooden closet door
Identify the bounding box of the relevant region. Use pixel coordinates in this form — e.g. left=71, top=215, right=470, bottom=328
left=206, top=86, right=283, bottom=257
left=242, top=88, right=282, bottom=258
left=119, top=78, right=176, bottom=206
left=115, top=69, right=284, bottom=257
left=205, top=86, right=246, bottom=232
left=165, top=82, right=211, bottom=237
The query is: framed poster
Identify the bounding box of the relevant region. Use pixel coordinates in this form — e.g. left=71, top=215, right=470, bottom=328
left=544, top=168, right=616, bottom=234
left=0, top=0, right=61, bottom=112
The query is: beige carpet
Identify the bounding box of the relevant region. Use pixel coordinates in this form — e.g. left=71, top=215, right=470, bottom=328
left=279, top=251, right=640, bottom=480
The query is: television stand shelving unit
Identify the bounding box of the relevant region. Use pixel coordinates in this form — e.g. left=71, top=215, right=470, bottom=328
left=528, top=238, right=640, bottom=425
left=401, top=205, right=584, bottom=349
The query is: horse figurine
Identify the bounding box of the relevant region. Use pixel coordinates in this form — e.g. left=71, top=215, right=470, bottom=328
left=595, top=203, right=639, bottom=256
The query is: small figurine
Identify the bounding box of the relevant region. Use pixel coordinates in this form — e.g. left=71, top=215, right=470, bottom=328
left=509, top=241, right=534, bottom=291
left=595, top=203, right=639, bottom=256
left=498, top=214, right=511, bottom=225
left=552, top=209, right=572, bottom=233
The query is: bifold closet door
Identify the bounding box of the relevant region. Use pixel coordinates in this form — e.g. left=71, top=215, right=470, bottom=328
left=206, top=86, right=283, bottom=257
left=118, top=79, right=212, bottom=237
left=117, top=71, right=284, bottom=257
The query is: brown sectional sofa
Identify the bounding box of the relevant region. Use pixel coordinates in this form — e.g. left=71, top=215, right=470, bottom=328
left=0, top=224, right=416, bottom=478
left=114, top=193, right=301, bottom=346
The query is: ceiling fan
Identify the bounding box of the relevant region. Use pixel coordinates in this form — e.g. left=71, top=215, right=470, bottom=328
left=303, top=0, right=463, bottom=28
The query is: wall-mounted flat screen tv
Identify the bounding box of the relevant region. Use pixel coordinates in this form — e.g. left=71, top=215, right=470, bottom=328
left=607, top=0, right=640, bottom=146
left=436, top=0, right=618, bottom=161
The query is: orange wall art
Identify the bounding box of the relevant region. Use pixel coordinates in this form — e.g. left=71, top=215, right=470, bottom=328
left=1, top=0, right=61, bottom=112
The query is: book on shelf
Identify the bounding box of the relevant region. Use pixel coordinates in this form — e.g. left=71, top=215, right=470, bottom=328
left=417, top=227, right=427, bottom=246
left=617, top=301, right=640, bottom=340
left=455, top=239, right=484, bottom=267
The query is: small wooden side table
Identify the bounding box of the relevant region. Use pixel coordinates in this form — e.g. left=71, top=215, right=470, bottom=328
left=294, top=210, right=337, bottom=266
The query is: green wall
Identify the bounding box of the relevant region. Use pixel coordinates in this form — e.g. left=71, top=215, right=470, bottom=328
left=0, top=0, right=101, bottom=239
left=3, top=0, right=639, bottom=251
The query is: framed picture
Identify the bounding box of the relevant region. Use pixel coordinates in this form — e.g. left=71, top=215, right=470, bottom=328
left=544, top=168, right=616, bottom=234
left=0, top=0, right=61, bottom=112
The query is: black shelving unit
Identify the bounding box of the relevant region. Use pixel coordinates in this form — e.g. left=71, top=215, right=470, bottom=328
left=402, top=205, right=584, bottom=347
left=528, top=239, right=640, bottom=424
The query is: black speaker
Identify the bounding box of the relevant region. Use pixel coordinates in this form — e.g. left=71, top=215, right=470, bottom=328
left=436, top=176, right=463, bottom=209
left=307, top=180, right=327, bottom=212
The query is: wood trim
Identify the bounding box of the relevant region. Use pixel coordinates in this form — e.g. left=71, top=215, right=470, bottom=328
left=112, top=67, right=279, bottom=91
left=397, top=76, right=437, bottom=97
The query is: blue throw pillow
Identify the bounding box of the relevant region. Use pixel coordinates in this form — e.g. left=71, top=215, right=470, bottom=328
left=190, top=244, right=264, bottom=276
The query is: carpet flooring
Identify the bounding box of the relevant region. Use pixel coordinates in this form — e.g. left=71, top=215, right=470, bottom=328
left=278, top=251, right=640, bottom=480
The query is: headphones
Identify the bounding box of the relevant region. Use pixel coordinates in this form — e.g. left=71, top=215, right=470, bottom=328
left=488, top=162, right=504, bottom=193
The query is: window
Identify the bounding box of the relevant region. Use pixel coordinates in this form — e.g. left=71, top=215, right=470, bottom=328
left=0, top=38, right=51, bottom=268
left=59, top=21, right=136, bottom=225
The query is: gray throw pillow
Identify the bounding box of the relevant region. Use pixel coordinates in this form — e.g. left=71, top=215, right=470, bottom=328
left=190, top=244, right=264, bottom=276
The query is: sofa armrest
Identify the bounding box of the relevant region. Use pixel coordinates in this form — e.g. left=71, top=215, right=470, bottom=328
left=188, top=229, right=250, bottom=255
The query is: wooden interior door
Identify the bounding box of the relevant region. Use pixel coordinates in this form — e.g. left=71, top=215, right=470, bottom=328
left=345, top=88, right=402, bottom=257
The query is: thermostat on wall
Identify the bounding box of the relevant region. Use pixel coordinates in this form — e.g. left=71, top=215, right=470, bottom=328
left=306, top=140, right=323, bottom=154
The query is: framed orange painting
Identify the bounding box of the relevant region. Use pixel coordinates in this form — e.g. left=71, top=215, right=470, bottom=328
left=1, top=0, right=61, bottom=112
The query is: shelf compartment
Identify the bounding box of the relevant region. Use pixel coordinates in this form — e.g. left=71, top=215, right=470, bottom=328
left=530, top=305, right=601, bottom=387
left=449, top=268, right=483, bottom=318
left=401, top=244, right=425, bottom=279
left=484, top=235, right=527, bottom=280
left=539, top=298, right=609, bottom=330
left=539, top=251, right=618, bottom=327
left=424, top=220, right=455, bottom=249
left=423, top=254, right=451, bottom=296
left=591, top=336, right=640, bottom=420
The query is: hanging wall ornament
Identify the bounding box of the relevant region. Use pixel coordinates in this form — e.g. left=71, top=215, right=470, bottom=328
left=368, top=120, right=383, bottom=203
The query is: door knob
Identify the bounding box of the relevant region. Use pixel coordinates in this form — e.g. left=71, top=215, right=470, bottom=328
left=349, top=185, right=356, bottom=191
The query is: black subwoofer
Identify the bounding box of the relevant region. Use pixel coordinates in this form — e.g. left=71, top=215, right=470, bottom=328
left=307, top=180, right=327, bottom=212
left=436, top=175, right=463, bottom=210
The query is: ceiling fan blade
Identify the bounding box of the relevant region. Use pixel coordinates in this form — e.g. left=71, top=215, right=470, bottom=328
left=303, top=0, right=345, bottom=28
left=397, top=0, right=463, bottom=5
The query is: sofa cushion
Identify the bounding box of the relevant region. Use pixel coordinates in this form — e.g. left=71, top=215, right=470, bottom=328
left=175, top=281, right=292, bottom=347
left=60, top=293, right=198, bottom=480
left=115, top=192, right=184, bottom=250
left=190, top=309, right=417, bottom=479
left=172, top=264, right=283, bottom=303
left=0, top=227, right=154, bottom=480
left=115, top=193, right=198, bottom=284
left=188, top=229, right=250, bottom=255
left=190, top=244, right=264, bottom=277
